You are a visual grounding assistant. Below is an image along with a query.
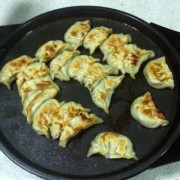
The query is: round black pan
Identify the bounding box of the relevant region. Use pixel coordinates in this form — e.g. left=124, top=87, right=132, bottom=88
left=0, top=6, right=180, bottom=180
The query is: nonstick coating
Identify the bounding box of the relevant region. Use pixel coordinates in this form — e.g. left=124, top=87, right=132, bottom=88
left=0, top=7, right=180, bottom=180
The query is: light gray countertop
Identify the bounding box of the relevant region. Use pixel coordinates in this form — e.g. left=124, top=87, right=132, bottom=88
left=0, top=0, right=180, bottom=180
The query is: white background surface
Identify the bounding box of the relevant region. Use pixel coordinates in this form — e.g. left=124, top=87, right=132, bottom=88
left=0, top=0, right=180, bottom=180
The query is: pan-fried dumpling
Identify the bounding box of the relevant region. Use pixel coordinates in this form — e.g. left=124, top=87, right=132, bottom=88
left=58, top=101, right=91, bottom=124
left=68, top=55, right=99, bottom=83
left=131, top=92, right=169, bottom=128
left=50, top=50, right=79, bottom=81
left=91, top=75, right=124, bottom=113
left=82, top=63, right=118, bottom=90
left=60, top=112, right=103, bottom=147
left=16, top=62, right=53, bottom=94
left=64, top=20, right=90, bottom=50
left=100, top=33, right=131, bottom=60
left=50, top=101, right=91, bottom=141
left=35, top=40, right=71, bottom=62
left=143, top=56, right=174, bottom=89
left=32, top=99, right=64, bottom=138
left=22, top=88, right=58, bottom=124
left=87, top=132, right=137, bottom=159
left=58, top=102, right=103, bottom=147
left=106, top=48, right=126, bottom=75
left=20, top=75, right=60, bottom=103
left=83, top=26, right=112, bottom=54
left=123, top=44, right=155, bottom=79
left=0, top=55, right=37, bottom=89
left=107, top=44, right=155, bottom=77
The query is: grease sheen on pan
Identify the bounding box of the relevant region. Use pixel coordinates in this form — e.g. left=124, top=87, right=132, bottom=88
left=143, top=56, right=174, bottom=89
left=64, top=20, right=91, bottom=50
left=82, top=63, right=118, bottom=90
left=20, top=75, right=60, bottom=103
left=68, top=55, right=100, bottom=83
left=16, top=62, right=53, bottom=94
left=35, top=40, right=71, bottom=62
left=131, top=92, right=169, bottom=128
left=87, top=132, right=137, bottom=159
left=100, top=33, right=131, bottom=60
left=32, top=99, right=64, bottom=139
left=91, top=75, right=124, bottom=113
left=50, top=50, right=79, bottom=81
left=22, top=88, right=58, bottom=124
left=107, top=44, right=155, bottom=78
left=83, top=26, right=112, bottom=55
left=58, top=102, right=103, bottom=147
left=0, top=55, right=37, bottom=89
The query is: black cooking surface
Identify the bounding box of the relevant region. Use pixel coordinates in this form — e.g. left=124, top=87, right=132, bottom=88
left=0, top=13, right=180, bottom=179
left=0, top=23, right=179, bottom=169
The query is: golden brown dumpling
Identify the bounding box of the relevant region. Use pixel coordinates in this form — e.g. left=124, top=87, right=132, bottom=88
left=106, top=44, right=155, bottom=78
left=58, top=102, right=103, bottom=147
left=68, top=55, right=99, bottom=83
left=32, top=99, right=64, bottom=138
left=64, top=20, right=90, bottom=50
left=87, top=132, right=137, bottom=159
left=50, top=50, right=79, bottom=81
left=131, top=92, right=169, bottom=128
left=35, top=40, right=71, bottom=62
left=100, top=33, right=131, bottom=60
left=91, top=75, right=124, bottom=113
left=83, top=26, right=112, bottom=54
left=59, top=112, right=103, bottom=147
left=0, top=55, right=37, bottom=89
left=16, top=62, right=53, bottom=94
left=19, top=75, right=60, bottom=103
left=143, top=56, right=174, bottom=89
left=22, top=88, right=58, bottom=124
left=82, top=63, right=118, bottom=90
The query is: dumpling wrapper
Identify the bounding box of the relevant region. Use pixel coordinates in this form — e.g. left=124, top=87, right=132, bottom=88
left=87, top=132, right=137, bottom=160
left=60, top=112, right=103, bottom=147
left=58, top=101, right=91, bottom=125
left=83, top=26, right=112, bottom=55
left=50, top=50, right=79, bottom=81
left=58, top=102, right=103, bottom=147
left=16, top=62, right=53, bottom=94
left=22, top=88, right=58, bottom=124
left=20, top=75, right=60, bottom=103
left=32, top=99, right=64, bottom=138
left=68, top=55, right=99, bottom=84
left=0, top=55, right=37, bottom=89
left=131, top=92, right=169, bottom=128
left=91, top=75, right=124, bottom=113
left=82, top=63, right=118, bottom=90
left=64, top=20, right=90, bottom=50
left=107, top=44, right=155, bottom=77
left=143, top=56, right=174, bottom=89
left=100, top=33, right=131, bottom=60
left=35, top=40, right=71, bottom=62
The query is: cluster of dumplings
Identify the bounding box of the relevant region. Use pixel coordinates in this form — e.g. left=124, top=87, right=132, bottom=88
left=0, top=20, right=175, bottom=160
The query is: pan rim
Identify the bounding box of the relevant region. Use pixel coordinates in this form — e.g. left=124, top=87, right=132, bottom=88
left=0, top=6, right=180, bottom=180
